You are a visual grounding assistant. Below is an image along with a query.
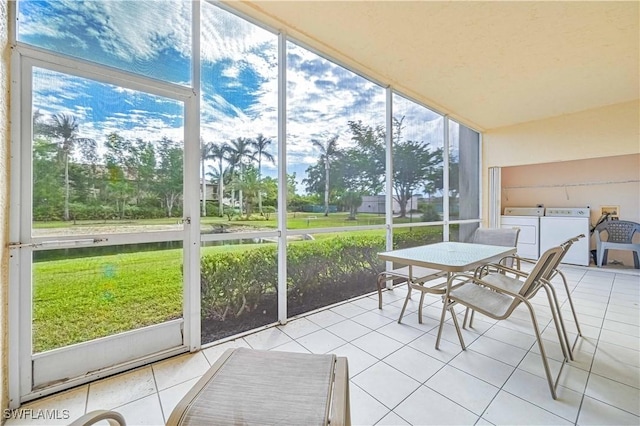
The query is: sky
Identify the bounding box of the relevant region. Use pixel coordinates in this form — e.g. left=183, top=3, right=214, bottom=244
left=19, top=0, right=447, bottom=194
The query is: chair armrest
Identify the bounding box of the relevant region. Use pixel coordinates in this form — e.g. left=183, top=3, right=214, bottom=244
left=68, top=410, right=126, bottom=426
left=498, top=254, right=524, bottom=269
left=445, top=273, right=476, bottom=290
left=476, top=262, right=528, bottom=279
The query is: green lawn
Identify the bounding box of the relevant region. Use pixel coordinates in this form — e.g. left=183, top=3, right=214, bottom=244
left=33, top=248, right=184, bottom=352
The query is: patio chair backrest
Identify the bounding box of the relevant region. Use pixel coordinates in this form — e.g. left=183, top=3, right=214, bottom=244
left=548, top=234, right=585, bottom=274
left=471, top=227, right=520, bottom=247
left=517, top=245, right=564, bottom=299
left=471, top=227, right=520, bottom=268
left=595, top=220, right=640, bottom=244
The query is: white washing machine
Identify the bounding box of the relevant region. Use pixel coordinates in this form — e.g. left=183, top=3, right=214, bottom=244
left=501, top=207, right=545, bottom=260
left=540, top=207, right=591, bottom=266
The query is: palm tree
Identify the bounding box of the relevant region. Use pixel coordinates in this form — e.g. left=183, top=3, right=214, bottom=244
left=312, top=135, right=339, bottom=216
left=233, top=166, right=264, bottom=216
left=200, top=140, right=218, bottom=216
left=228, top=137, right=253, bottom=217
left=210, top=142, right=230, bottom=216
left=50, top=113, right=94, bottom=221
left=251, top=134, right=275, bottom=214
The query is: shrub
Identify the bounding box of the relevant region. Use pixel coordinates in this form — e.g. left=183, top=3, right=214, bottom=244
left=393, top=226, right=442, bottom=249
left=200, top=245, right=277, bottom=321
left=200, top=235, right=386, bottom=321
left=262, top=206, right=276, bottom=220
left=223, top=207, right=236, bottom=221
left=206, top=203, right=220, bottom=217
left=33, top=205, right=61, bottom=222
left=421, top=203, right=441, bottom=222
left=237, top=214, right=266, bottom=221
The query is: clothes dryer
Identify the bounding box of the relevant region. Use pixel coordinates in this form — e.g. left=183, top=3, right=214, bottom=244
left=500, top=207, right=544, bottom=260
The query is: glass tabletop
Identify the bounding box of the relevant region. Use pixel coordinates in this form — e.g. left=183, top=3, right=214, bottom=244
left=378, top=242, right=516, bottom=272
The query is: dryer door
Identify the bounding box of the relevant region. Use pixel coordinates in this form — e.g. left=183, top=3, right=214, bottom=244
left=501, top=216, right=540, bottom=260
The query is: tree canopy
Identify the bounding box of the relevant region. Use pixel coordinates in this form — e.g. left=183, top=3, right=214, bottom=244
left=31, top=112, right=446, bottom=222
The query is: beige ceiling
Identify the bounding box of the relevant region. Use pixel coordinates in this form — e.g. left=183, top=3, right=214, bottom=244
left=227, top=1, right=639, bottom=131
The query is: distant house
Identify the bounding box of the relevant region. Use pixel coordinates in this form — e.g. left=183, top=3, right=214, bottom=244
left=199, top=179, right=216, bottom=202
left=358, top=195, right=420, bottom=215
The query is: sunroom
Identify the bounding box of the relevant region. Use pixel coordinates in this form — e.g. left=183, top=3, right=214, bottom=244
left=0, top=1, right=638, bottom=425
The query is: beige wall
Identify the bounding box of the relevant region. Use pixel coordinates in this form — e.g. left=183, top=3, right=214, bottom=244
left=484, top=100, right=639, bottom=167
left=1, top=0, right=10, bottom=417
left=501, top=154, right=640, bottom=220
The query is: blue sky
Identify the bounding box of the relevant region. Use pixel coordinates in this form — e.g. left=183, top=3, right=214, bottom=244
left=19, top=0, right=445, bottom=192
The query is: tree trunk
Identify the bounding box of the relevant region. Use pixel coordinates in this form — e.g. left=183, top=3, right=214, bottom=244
left=257, top=159, right=263, bottom=214
left=230, top=187, right=235, bottom=214
left=201, top=159, right=207, bottom=217
left=165, top=194, right=174, bottom=217
left=324, top=161, right=330, bottom=216
left=239, top=164, right=244, bottom=217
left=399, top=200, right=407, bottom=218
left=218, top=172, right=224, bottom=217
left=63, top=153, right=70, bottom=221
left=349, top=205, right=357, bottom=220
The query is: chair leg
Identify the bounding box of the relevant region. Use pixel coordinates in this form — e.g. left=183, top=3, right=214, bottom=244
left=397, top=283, right=412, bottom=324
left=435, top=299, right=450, bottom=350
left=542, top=283, right=572, bottom=361
left=633, top=251, right=640, bottom=269
left=598, top=248, right=609, bottom=267
left=555, top=269, right=582, bottom=338
left=449, top=306, right=466, bottom=349
left=462, top=308, right=476, bottom=329
left=377, top=275, right=384, bottom=309
left=418, top=291, right=427, bottom=324
left=596, top=247, right=604, bottom=268
left=524, top=298, right=563, bottom=400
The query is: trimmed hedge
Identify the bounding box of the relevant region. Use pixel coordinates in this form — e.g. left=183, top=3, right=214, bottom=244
left=201, top=246, right=277, bottom=321
left=200, top=227, right=443, bottom=321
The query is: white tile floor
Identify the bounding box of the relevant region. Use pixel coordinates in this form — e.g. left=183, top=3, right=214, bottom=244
left=8, top=266, right=640, bottom=425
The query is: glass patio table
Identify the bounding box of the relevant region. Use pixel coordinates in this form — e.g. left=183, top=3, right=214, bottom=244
left=378, top=242, right=516, bottom=325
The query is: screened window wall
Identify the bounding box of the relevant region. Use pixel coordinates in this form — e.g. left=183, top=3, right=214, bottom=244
left=14, top=0, right=482, bottom=351
left=448, top=119, right=481, bottom=242
left=285, top=41, right=388, bottom=318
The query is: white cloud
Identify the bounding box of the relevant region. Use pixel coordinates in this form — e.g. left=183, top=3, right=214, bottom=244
left=25, top=0, right=448, bottom=194
left=20, top=0, right=192, bottom=62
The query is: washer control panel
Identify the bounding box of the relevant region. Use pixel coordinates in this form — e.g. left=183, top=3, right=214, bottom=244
left=504, top=207, right=545, bottom=216
left=545, top=208, right=590, bottom=217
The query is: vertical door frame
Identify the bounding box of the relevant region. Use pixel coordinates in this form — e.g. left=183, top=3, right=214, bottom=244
left=9, top=45, right=196, bottom=404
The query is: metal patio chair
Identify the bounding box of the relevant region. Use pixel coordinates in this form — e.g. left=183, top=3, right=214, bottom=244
left=376, top=264, right=445, bottom=310
left=436, top=245, right=567, bottom=399
left=468, top=234, right=585, bottom=360
left=595, top=220, right=640, bottom=269
left=167, top=348, right=350, bottom=426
